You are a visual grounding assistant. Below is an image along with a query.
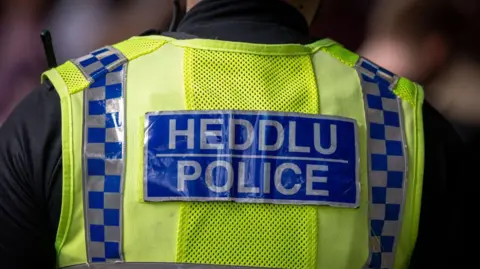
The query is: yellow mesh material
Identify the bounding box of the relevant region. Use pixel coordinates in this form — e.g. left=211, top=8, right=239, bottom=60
left=393, top=77, right=417, bottom=107
left=113, top=37, right=166, bottom=61
left=321, top=44, right=359, bottom=67
left=55, top=61, right=90, bottom=95
left=177, top=48, right=319, bottom=269
left=183, top=49, right=319, bottom=112
left=177, top=203, right=317, bottom=269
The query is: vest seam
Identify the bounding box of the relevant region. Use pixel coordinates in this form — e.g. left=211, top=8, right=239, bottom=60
left=41, top=69, right=75, bottom=258
left=320, top=47, right=355, bottom=67
left=115, top=39, right=168, bottom=64
left=309, top=54, right=321, bottom=114
left=126, top=46, right=162, bottom=64
left=410, top=82, right=424, bottom=261
left=56, top=92, right=75, bottom=258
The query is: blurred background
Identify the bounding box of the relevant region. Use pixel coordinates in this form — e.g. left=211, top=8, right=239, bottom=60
left=0, top=0, right=479, bottom=149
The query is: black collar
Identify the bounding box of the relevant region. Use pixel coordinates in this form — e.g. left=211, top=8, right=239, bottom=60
left=175, top=0, right=311, bottom=44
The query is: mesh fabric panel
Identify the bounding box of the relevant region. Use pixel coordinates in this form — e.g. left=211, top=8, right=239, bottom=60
left=183, top=49, right=319, bottom=112
left=393, top=77, right=417, bottom=107
left=113, top=37, right=166, bottom=61
left=177, top=48, right=319, bottom=269
left=55, top=61, right=90, bottom=94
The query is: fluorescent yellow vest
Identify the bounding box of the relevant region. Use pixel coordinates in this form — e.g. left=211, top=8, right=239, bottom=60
left=42, top=35, right=424, bottom=269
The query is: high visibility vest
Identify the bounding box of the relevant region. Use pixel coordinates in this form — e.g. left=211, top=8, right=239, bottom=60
left=43, top=35, right=424, bottom=269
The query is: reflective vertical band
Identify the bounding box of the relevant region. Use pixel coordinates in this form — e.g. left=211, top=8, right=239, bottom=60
left=77, top=46, right=127, bottom=263
left=356, top=58, right=408, bottom=269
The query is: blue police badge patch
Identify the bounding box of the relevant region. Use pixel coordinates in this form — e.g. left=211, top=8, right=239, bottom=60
left=143, top=111, right=360, bottom=208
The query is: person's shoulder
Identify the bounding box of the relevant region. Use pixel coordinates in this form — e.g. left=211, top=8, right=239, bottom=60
left=0, top=82, right=61, bottom=266
left=0, top=81, right=62, bottom=181
left=47, top=37, right=169, bottom=94
left=0, top=82, right=61, bottom=140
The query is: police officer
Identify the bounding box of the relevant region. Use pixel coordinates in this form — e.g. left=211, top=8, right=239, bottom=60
left=0, top=0, right=465, bottom=268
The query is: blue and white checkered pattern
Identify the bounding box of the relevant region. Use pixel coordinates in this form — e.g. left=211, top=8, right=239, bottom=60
left=75, top=46, right=127, bottom=263
left=356, top=58, right=407, bottom=269
left=74, top=47, right=124, bottom=82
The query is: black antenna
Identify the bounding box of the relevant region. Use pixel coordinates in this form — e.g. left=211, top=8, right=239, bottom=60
left=41, top=30, right=58, bottom=68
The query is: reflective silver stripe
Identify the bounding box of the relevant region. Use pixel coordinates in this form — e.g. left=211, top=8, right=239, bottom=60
left=356, top=58, right=408, bottom=269
left=77, top=46, right=128, bottom=263
left=63, top=263, right=271, bottom=269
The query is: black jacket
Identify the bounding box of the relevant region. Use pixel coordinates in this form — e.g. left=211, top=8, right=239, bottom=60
left=0, top=0, right=466, bottom=268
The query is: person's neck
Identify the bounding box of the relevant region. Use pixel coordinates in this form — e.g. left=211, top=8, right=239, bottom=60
left=187, top=0, right=316, bottom=23
left=283, top=0, right=320, bottom=24
left=177, top=0, right=311, bottom=44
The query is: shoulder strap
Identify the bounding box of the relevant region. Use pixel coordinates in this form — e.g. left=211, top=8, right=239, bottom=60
left=42, top=37, right=167, bottom=95
left=314, top=40, right=419, bottom=107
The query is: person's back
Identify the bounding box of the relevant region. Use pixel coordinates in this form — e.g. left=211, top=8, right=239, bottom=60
left=0, top=0, right=465, bottom=268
